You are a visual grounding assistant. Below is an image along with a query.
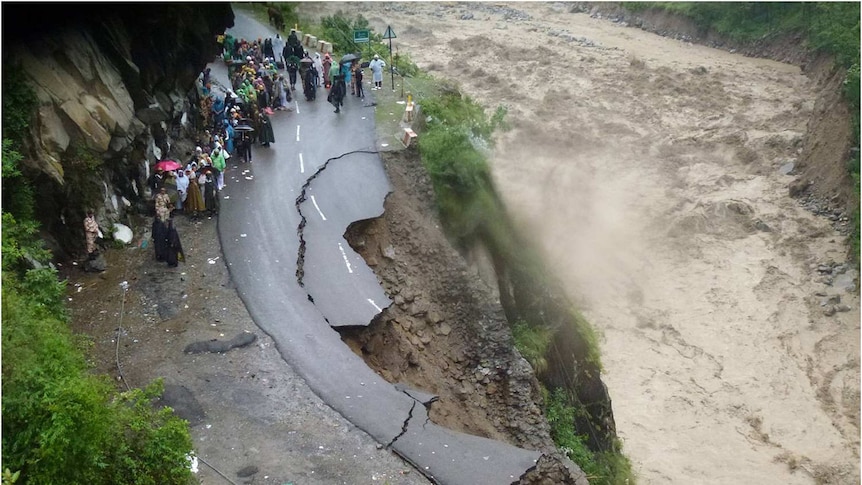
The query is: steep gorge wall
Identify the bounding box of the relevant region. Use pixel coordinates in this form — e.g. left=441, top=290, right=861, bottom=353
left=2, top=4, right=234, bottom=257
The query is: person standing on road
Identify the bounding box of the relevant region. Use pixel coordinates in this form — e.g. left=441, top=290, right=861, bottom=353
left=175, top=169, right=189, bottom=212
left=237, top=130, right=253, bottom=163
left=342, top=61, right=353, bottom=95
left=369, top=54, right=385, bottom=90
left=164, top=217, right=185, bottom=268
left=155, top=186, right=172, bottom=222
left=322, top=53, right=332, bottom=88
left=184, top=169, right=206, bottom=219
left=203, top=173, right=219, bottom=216
left=354, top=62, right=364, bottom=98
left=273, top=33, right=285, bottom=68
left=152, top=215, right=167, bottom=262
left=211, top=144, right=227, bottom=190
left=83, top=210, right=101, bottom=259
left=313, top=53, right=324, bottom=87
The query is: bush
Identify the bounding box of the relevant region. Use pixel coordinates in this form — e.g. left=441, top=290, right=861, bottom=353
left=2, top=270, right=195, bottom=484
left=1, top=64, right=37, bottom=145
left=545, top=387, right=635, bottom=485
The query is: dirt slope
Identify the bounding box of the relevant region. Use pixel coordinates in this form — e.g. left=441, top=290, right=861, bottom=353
left=299, top=2, right=860, bottom=484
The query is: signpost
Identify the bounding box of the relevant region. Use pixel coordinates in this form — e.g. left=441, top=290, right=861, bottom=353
left=353, top=29, right=370, bottom=44
left=382, top=25, right=396, bottom=91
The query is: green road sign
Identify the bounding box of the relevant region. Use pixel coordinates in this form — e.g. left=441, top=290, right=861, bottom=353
left=353, top=29, right=370, bottom=43
left=382, top=25, right=396, bottom=39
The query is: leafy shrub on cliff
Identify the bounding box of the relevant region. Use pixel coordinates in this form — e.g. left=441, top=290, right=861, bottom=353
left=545, top=387, right=635, bottom=485
left=512, top=320, right=552, bottom=374
left=1, top=65, right=38, bottom=146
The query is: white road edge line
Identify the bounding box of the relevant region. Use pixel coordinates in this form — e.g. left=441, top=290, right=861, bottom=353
left=338, top=243, right=354, bottom=274
left=299, top=152, right=304, bottom=173
left=296, top=125, right=301, bottom=142
left=310, top=195, right=326, bottom=221
left=367, top=298, right=382, bottom=312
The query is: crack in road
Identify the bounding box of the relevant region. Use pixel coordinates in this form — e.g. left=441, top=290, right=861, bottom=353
left=388, top=399, right=416, bottom=448
left=294, top=149, right=380, bottom=288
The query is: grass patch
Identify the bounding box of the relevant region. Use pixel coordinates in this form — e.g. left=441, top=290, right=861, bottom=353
left=511, top=320, right=552, bottom=374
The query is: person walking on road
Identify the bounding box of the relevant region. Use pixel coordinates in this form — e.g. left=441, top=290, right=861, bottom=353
left=273, top=33, right=285, bottom=68
left=369, top=54, right=385, bottom=90
left=329, top=66, right=346, bottom=113
left=285, top=57, right=298, bottom=90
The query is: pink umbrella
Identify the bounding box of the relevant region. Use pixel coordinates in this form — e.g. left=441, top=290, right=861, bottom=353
left=154, top=159, right=182, bottom=172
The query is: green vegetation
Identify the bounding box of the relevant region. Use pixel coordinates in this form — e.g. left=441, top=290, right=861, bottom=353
left=1, top=201, right=195, bottom=484
left=2, top=65, right=38, bottom=147
left=2, top=76, right=194, bottom=485
left=545, top=388, right=635, bottom=485
left=621, top=2, right=860, bottom=260
left=511, top=320, right=552, bottom=374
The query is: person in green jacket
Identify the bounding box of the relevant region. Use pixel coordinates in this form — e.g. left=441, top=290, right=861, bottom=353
left=211, top=144, right=227, bottom=190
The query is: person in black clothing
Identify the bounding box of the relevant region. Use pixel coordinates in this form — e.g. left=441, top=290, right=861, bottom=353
left=263, top=37, right=274, bottom=60
left=286, top=60, right=298, bottom=91
left=303, top=66, right=317, bottom=101
left=236, top=131, right=253, bottom=163
left=259, top=112, right=275, bottom=146
left=287, top=29, right=299, bottom=47
left=152, top=217, right=167, bottom=262
left=354, top=64, right=364, bottom=98
left=164, top=218, right=185, bottom=268
left=329, top=72, right=346, bottom=113
left=203, top=173, right=219, bottom=215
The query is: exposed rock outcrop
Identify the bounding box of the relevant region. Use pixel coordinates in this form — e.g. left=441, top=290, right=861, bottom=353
left=2, top=3, right=234, bottom=256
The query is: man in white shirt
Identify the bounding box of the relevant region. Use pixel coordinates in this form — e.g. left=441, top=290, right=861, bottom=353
left=369, top=54, right=385, bottom=90
left=273, top=33, right=286, bottom=68
left=175, top=169, right=189, bottom=212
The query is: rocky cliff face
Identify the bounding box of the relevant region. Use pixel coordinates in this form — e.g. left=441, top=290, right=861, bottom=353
left=2, top=4, right=234, bottom=257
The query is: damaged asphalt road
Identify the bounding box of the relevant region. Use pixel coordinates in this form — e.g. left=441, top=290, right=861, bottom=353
left=210, top=11, right=548, bottom=484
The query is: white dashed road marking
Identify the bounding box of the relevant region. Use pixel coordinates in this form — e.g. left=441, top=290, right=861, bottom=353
left=310, top=195, right=326, bottom=221
left=338, top=243, right=353, bottom=274
left=296, top=125, right=301, bottom=142
left=299, top=152, right=304, bottom=173
left=367, top=299, right=382, bottom=312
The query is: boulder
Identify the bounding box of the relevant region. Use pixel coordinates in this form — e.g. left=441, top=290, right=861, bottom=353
left=112, top=223, right=133, bottom=244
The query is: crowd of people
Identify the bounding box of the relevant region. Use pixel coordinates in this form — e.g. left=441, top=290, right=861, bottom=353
left=140, top=29, right=388, bottom=267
